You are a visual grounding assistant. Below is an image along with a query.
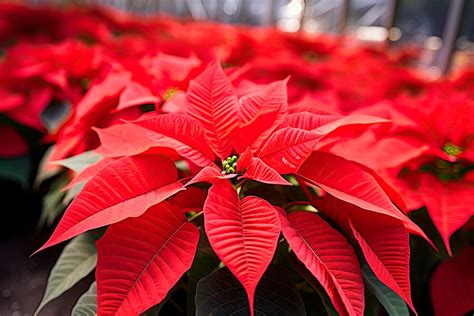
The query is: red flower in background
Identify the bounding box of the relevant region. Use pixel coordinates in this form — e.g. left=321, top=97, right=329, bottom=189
left=329, top=87, right=474, bottom=256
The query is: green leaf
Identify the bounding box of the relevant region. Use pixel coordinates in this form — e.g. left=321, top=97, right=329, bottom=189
left=71, top=282, right=97, bottom=316
left=196, top=266, right=306, bottom=315
left=186, top=228, right=220, bottom=316
left=63, top=181, right=85, bottom=205
left=35, top=146, right=61, bottom=187
left=35, top=233, right=97, bottom=315
left=0, top=156, right=31, bottom=188
left=288, top=252, right=338, bottom=316
left=37, top=175, right=69, bottom=229
left=51, top=151, right=102, bottom=173
left=362, top=264, right=409, bottom=316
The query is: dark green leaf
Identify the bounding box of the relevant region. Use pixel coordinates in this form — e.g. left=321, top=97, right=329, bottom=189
left=186, top=228, right=220, bottom=316
left=51, top=151, right=102, bottom=173
left=35, top=146, right=61, bottom=187
left=196, top=266, right=306, bottom=316
left=288, top=252, right=338, bottom=316
left=37, top=175, right=68, bottom=229
left=71, top=281, right=97, bottom=316
left=0, top=156, right=31, bottom=188
left=362, top=264, right=409, bottom=316
left=35, top=233, right=97, bottom=315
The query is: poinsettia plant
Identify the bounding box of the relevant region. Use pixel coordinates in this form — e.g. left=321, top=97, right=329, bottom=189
left=2, top=4, right=472, bottom=316
left=34, top=62, right=431, bottom=316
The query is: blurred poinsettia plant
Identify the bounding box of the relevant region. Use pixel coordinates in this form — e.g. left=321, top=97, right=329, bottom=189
left=0, top=3, right=473, bottom=316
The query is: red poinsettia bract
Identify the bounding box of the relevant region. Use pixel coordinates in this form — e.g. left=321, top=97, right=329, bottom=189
left=37, top=63, right=425, bottom=315
left=329, top=89, right=474, bottom=256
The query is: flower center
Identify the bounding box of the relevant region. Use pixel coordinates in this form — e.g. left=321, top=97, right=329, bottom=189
left=443, top=142, right=463, bottom=157
left=222, top=155, right=238, bottom=174
left=163, top=87, right=178, bottom=100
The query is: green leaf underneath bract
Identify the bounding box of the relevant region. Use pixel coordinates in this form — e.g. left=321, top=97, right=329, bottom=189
left=71, top=282, right=97, bottom=316
left=50, top=150, right=102, bottom=173
left=362, top=264, right=409, bottom=316
left=35, top=233, right=97, bottom=315
left=195, top=266, right=306, bottom=316
left=186, top=228, right=220, bottom=316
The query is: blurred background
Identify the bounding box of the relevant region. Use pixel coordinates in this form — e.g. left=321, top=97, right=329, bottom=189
left=0, top=0, right=473, bottom=315
left=27, top=0, right=474, bottom=73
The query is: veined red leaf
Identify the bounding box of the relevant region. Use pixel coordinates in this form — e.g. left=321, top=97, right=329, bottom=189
left=312, top=195, right=414, bottom=312
left=96, top=202, right=199, bottom=316
left=239, top=157, right=292, bottom=186
left=116, top=81, right=160, bottom=111
left=298, top=151, right=425, bottom=237
left=186, top=165, right=235, bottom=186
left=286, top=111, right=340, bottom=131
left=279, top=210, right=364, bottom=316
left=313, top=114, right=389, bottom=137
left=326, top=132, right=430, bottom=171
left=132, top=113, right=215, bottom=167
left=96, top=114, right=214, bottom=167
left=36, top=155, right=184, bottom=252
left=95, top=123, right=159, bottom=157
left=233, top=79, right=288, bottom=152
left=349, top=214, right=415, bottom=313
left=236, top=146, right=253, bottom=172
left=186, top=62, right=239, bottom=158
left=75, top=71, right=131, bottom=121
left=419, top=174, right=474, bottom=256
left=204, top=181, right=280, bottom=316
left=258, top=127, right=320, bottom=174
left=237, top=79, right=288, bottom=125
left=234, top=111, right=283, bottom=154
left=167, top=187, right=207, bottom=212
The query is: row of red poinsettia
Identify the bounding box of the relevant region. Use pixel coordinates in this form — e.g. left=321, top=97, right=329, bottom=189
left=0, top=3, right=472, bottom=316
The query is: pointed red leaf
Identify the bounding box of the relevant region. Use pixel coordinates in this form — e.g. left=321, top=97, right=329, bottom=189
left=349, top=214, right=415, bottom=313
left=236, top=146, right=253, bottom=172
left=298, top=151, right=425, bottom=236
left=186, top=62, right=239, bottom=158
left=313, top=114, right=389, bottom=137
left=204, top=181, right=280, bottom=316
left=239, top=158, right=292, bottom=186
left=75, top=71, right=131, bottom=121
left=186, top=165, right=235, bottom=186
left=237, top=79, right=288, bottom=124
left=234, top=111, right=283, bottom=154
left=37, top=155, right=184, bottom=252
left=167, top=187, right=207, bottom=212
left=419, top=174, right=474, bottom=256
left=430, top=247, right=474, bottom=316
left=286, top=111, right=340, bottom=131
left=132, top=113, right=215, bottom=167
left=258, top=127, right=320, bottom=174
left=233, top=79, right=288, bottom=152
left=279, top=210, right=364, bottom=316
left=96, top=202, right=199, bottom=316
left=96, top=114, right=215, bottom=167
left=116, top=81, right=160, bottom=111
left=95, top=123, right=160, bottom=157
left=312, top=194, right=415, bottom=312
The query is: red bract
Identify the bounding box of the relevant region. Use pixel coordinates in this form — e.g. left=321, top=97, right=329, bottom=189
left=430, top=247, right=474, bottom=316
left=49, top=51, right=203, bottom=161
left=329, top=88, right=474, bottom=256
left=37, top=62, right=425, bottom=315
